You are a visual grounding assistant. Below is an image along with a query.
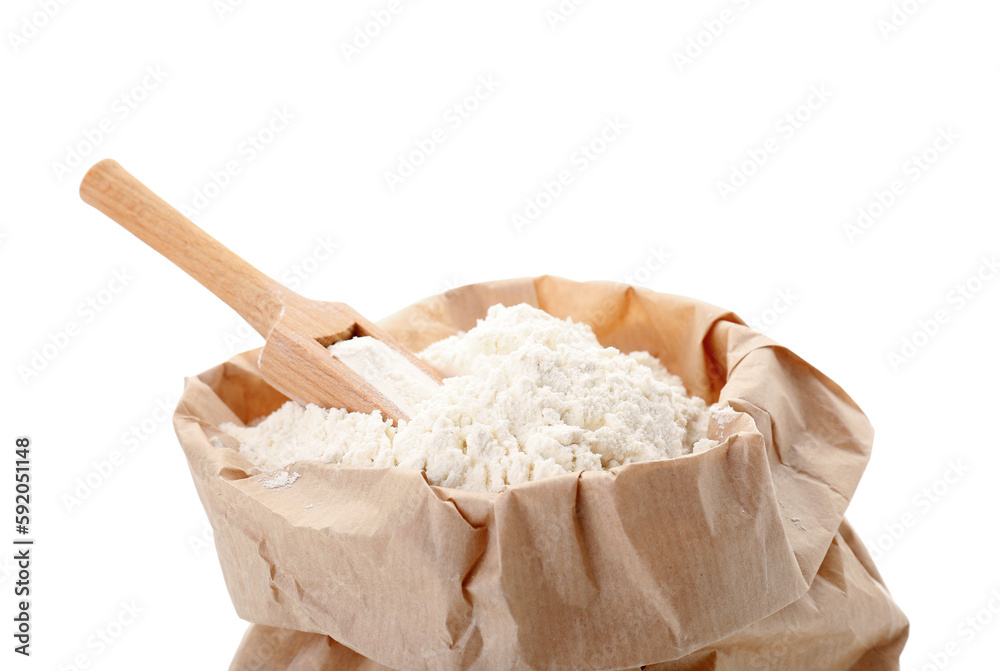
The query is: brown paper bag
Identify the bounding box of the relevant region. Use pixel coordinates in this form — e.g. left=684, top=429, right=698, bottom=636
left=174, top=277, right=908, bottom=670
left=228, top=521, right=905, bottom=670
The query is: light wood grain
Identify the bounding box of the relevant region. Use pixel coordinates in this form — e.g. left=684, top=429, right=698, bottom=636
left=80, top=159, right=442, bottom=423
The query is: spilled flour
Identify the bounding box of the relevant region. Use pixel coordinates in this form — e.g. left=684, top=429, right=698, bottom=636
left=258, top=469, right=300, bottom=489
left=219, top=304, right=720, bottom=493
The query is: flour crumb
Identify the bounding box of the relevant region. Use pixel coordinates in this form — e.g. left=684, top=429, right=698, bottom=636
left=712, top=405, right=740, bottom=428
left=690, top=406, right=743, bottom=453
left=223, top=304, right=721, bottom=494
left=259, top=469, right=300, bottom=489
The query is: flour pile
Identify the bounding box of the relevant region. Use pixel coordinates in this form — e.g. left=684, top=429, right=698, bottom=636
left=219, top=303, right=718, bottom=493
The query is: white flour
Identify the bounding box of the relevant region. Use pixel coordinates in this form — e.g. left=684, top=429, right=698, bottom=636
left=329, top=336, right=439, bottom=418
left=221, top=304, right=718, bottom=493
left=258, top=469, right=300, bottom=489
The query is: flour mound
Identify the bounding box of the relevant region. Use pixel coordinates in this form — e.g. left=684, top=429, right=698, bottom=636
left=222, top=304, right=718, bottom=493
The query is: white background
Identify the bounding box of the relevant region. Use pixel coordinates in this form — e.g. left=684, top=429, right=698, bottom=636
left=2, top=0, right=998, bottom=669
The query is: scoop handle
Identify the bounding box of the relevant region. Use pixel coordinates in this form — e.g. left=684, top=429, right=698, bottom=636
left=80, top=159, right=287, bottom=337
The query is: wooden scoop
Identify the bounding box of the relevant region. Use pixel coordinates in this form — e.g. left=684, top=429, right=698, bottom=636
left=79, top=159, right=442, bottom=423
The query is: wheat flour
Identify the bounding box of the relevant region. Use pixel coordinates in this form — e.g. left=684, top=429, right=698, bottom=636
left=219, top=303, right=719, bottom=493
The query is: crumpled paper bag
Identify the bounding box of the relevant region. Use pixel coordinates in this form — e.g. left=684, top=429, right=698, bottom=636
left=173, top=276, right=908, bottom=670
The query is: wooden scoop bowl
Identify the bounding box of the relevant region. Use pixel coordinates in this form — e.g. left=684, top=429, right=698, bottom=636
left=80, top=159, right=442, bottom=423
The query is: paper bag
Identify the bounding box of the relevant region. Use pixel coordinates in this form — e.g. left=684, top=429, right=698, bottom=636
left=174, top=277, right=908, bottom=670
